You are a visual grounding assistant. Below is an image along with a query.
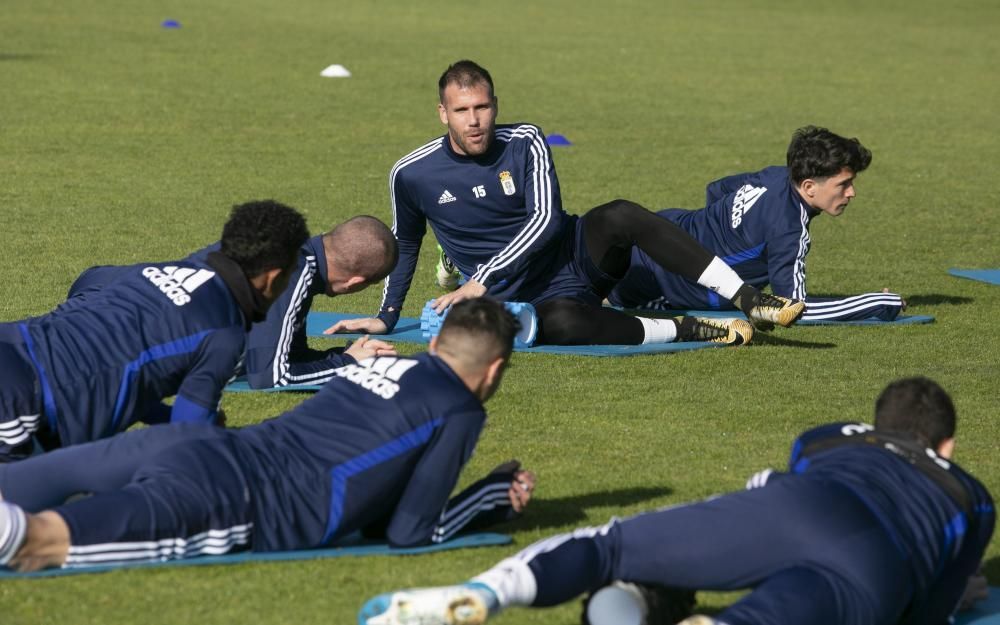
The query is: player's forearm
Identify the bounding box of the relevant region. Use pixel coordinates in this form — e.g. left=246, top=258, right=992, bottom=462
left=378, top=239, right=422, bottom=330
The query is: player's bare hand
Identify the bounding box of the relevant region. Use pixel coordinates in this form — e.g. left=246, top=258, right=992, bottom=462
left=432, top=280, right=486, bottom=313
left=508, top=469, right=536, bottom=513
left=959, top=568, right=989, bottom=611
left=324, top=317, right=388, bottom=335
left=882, top=288, right=907, bottom=311
left=345, top=336, right=397, bottom=361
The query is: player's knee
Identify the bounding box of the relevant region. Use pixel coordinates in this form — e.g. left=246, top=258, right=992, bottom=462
left=537, top=300, right=594, bottom=345
left=587, top=199, right=648, bottom=233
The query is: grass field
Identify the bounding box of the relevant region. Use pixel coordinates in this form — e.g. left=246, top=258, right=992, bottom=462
left=2, top=0, right=999, bottom=623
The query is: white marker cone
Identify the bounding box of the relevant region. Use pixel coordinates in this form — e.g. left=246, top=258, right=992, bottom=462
left=320, top=64, right=351, bottom=78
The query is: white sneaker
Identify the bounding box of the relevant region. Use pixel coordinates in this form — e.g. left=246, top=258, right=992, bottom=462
left=435, top=245, right=461, bottom=290
left=359, top=585, right=490, bottom=625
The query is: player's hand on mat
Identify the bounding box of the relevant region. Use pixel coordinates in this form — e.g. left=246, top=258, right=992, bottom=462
left=882, top=288, right=907, bottom=310
left=509, top=469, right=536, bottom=513
left=959, top=568, right=989, bottom=611
left=324, top=317, right=388, bottom=335
left=345, top=336, right=397, bottom=361
left=431, top=279, right=486, bottom=313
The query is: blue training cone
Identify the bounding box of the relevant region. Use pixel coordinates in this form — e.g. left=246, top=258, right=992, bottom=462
left=421, top=301, right=538, bottom=348
left=546, top=133, right=572, bottom=146
left=161, top=19, right=181, bottom=28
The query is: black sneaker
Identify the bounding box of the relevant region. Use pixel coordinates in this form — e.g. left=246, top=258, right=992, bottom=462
left=676, top=316, right=754, bottom=345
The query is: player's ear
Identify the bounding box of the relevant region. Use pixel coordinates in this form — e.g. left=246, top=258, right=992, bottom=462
left=484, top=355, right=506, bottom=389
left=936, top=437, right=955, bottom=460
left=438, top=101, right=448, bottom=125
left=800, top=178, right=817, bottom=198
left=251, top=266, right=289, bottom=301
left=429, top=335, right=439, bottom=355
left=331, top=275, right=367, bottom=296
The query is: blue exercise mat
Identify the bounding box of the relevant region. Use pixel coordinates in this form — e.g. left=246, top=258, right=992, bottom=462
left=306, top=312, right=724, bottom=357
left=306, top=312, right=426, bottom=343
left=956, top=588, right=1000, bottom=625
left=224, top=377, right=324, bottom=393
left=950, top=269, right=1000, bottom=286
left=647, top=310, right=934, bottom=326
left=0, top=532, right=512, bottom=579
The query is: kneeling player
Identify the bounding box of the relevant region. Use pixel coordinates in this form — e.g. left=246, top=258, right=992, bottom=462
left=359, top=377, right=993, bottom=625
left=0, top=299, right=535, bottom=570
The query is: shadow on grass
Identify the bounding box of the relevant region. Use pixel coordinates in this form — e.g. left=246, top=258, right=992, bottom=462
left=0, top=53, right=42, bottom=61
left=749, top=333, right=836, bottom=349
left=508, top=485, right=673, bottom=530
left=904, top=293, right=974, bottom=307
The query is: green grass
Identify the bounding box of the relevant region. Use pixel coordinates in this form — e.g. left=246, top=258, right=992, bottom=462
left=2, top=0, right=999, bottom=623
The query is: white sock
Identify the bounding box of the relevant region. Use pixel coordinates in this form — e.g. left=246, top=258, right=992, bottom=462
left=0, top=502, right=28, bottom=567
left=637, top=317, right=678, bottom=344
left=471, top=556, right=538, bottom=608
left=696, top=257, right=744, bottom=300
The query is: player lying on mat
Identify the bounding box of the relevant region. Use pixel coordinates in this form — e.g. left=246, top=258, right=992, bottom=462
left=0, top=298, right=534, bottom=571
left=69, top=215, right=399, bottom=390
left=607, top=126, right=906, bottom=323
left=0, top=201, right=310, bottom=462
left=327, top=60, right=804, bottom=348
left=360, top=377, right=994, bottom=625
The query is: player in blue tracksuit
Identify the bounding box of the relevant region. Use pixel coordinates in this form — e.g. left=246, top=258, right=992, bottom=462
left=0, top=299, right=536, bottom=570
left=0, top=200, right=309, bottom=461
left=360, top=377, right=994, bottom=625
left=608, top=127, right=906, bottom=322
left=70, top=216, right=399, bottom=390
left=327, top=60, right=805, bottom=347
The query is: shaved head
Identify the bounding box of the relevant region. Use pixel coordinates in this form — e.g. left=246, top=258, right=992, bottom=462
left=323, top=215, right=398, bottom=282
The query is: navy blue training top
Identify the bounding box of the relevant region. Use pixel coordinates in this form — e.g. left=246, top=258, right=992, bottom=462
left=379, top=124, right=571, bottom=329
left=19, top=253, right=256, bottom=445
left=232, top=352, right=487, bottom=550
left=783, top=422, right=995, bottom=624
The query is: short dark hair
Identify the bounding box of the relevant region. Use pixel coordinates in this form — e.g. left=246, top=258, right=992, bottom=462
left=220, top=200, right=309, bottom=278
left=786, top=126, right=872, bottom=184
left=438, top=60, right=494, bottom=102
left=874, top=377, right=956, bottom=448
left=439, top=298, right=517, bottom=364
left=324, top=215, right=399, bottom=282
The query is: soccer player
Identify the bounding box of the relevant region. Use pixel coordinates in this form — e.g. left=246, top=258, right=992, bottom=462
left=0, top=298, right=535, bottom=570
left=360, top=377, right=995, bottom=625
left=607, top=126, right=907, bottom=322
left=0, top=200, right=309, bottom=461
left=327, top=60, right=805, bottom=347
left=70, top=215, right=400, bottom=390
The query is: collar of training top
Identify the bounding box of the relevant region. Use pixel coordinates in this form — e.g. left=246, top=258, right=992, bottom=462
left=206, top=251, right=270, bottom=327
left=800, top=428, right=973, bottom=517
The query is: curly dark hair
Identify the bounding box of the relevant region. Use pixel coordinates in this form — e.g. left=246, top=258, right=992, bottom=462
left=220, top=200, right=309, bottom=277
left=438, top=60, right=494, bottom=102
left=786, top=126, right=872, bottom=184
left=875, top=377, right=956, bottom=449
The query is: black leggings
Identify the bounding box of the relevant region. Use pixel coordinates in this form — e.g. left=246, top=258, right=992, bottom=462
left=536, top=199, right=716, bottom=345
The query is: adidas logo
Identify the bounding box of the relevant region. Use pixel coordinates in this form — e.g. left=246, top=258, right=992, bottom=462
left=335, top=356, right=419, bottom=399
left=731, top=184, right=767, bottom=228
left=142, top=265, right=216, bottom=306
left=438, top=190, right=457, bottom=204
